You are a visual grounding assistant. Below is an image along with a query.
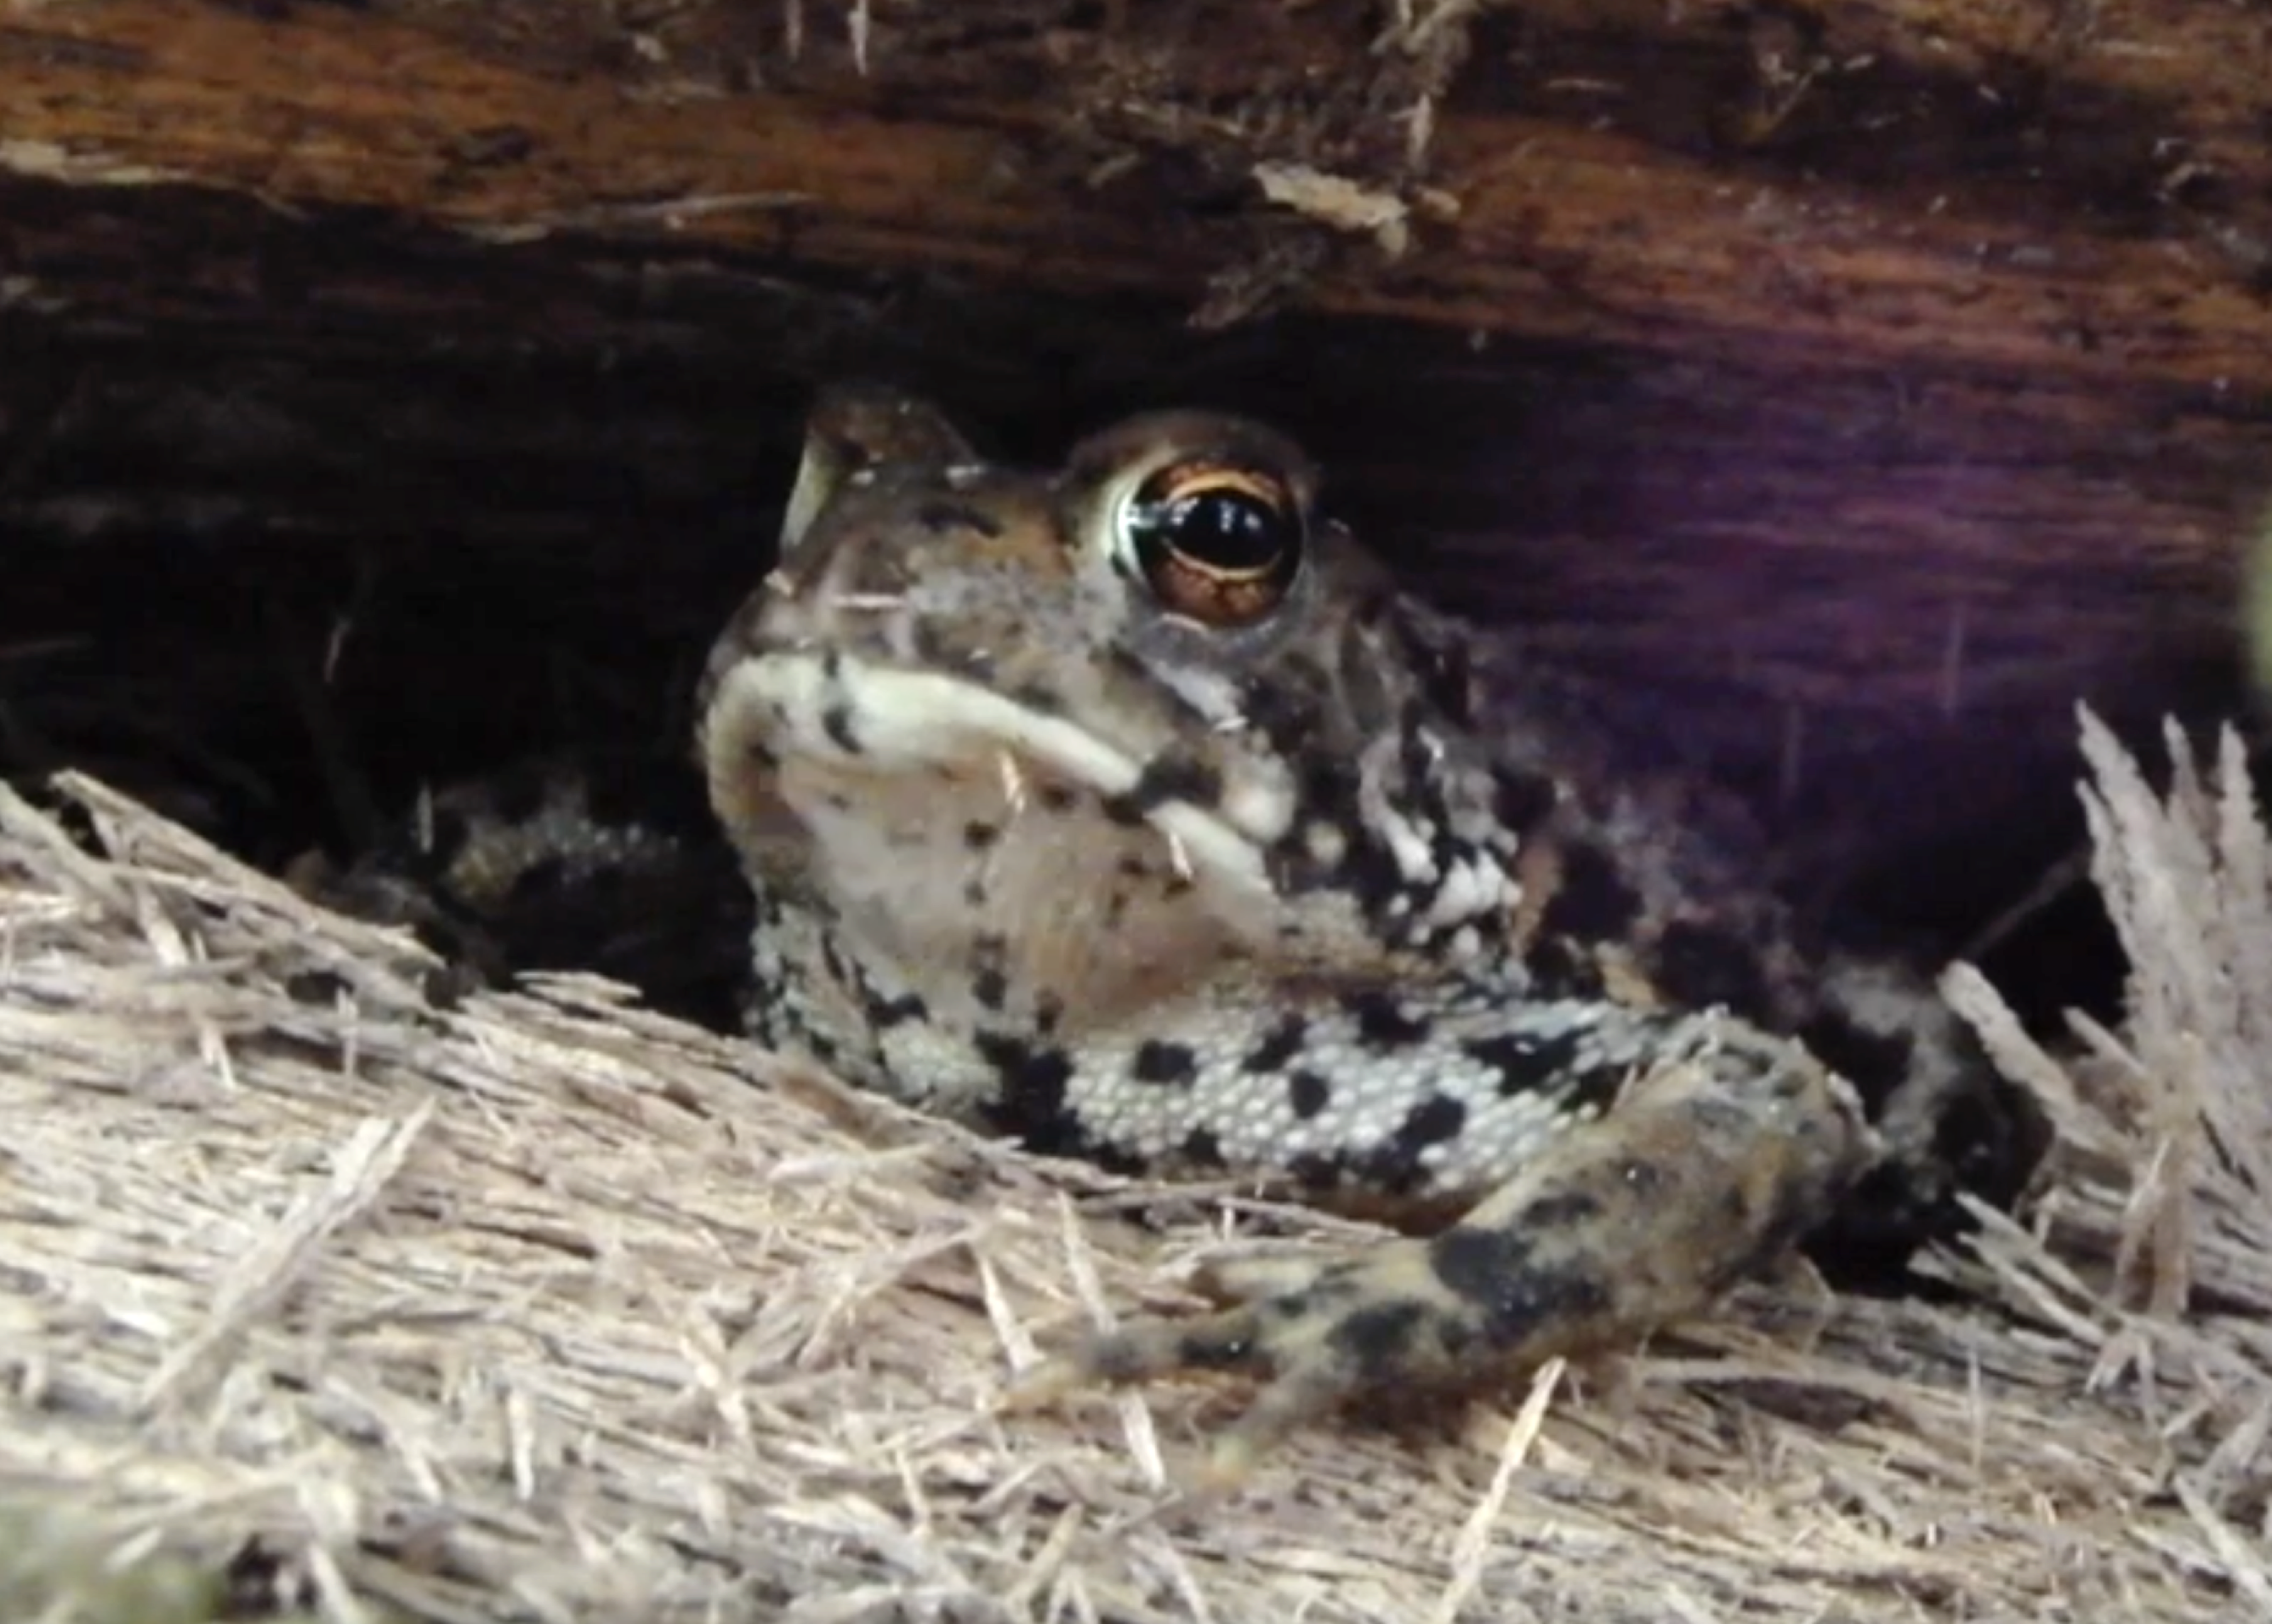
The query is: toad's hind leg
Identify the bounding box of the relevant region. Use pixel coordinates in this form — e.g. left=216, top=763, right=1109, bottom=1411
left=1013, top=1024, right=1876, bottom=1484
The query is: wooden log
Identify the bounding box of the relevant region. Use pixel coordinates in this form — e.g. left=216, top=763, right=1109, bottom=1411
left=4, top=0, right=2271, bottom=382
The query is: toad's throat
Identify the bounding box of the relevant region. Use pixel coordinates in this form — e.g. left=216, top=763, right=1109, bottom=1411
left=706, top=649, right=1278, bottom=897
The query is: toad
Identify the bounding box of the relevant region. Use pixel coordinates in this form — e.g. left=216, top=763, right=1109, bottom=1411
left=689, top=387, right=2026, bottom=1480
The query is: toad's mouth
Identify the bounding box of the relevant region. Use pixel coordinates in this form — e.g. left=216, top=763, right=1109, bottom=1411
left=703, top=647, right=1280, bottom=897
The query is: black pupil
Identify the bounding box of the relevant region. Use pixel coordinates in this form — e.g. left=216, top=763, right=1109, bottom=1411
left=1160, top=487, right=1287, bottom=571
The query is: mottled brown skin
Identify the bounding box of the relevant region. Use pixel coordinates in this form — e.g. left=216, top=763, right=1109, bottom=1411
left=691, top=387, right=2011, bottom=1479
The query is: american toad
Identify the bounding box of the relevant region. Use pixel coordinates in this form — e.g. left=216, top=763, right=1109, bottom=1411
left=689, top=386, right=2029, bottom=1479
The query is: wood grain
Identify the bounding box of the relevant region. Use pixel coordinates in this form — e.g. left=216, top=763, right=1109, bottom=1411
left=5, top=0, right=2270, bottom=383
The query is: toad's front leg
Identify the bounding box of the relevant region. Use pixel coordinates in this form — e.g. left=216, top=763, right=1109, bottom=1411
left=1014, top=1018, right=1876, bottom=1484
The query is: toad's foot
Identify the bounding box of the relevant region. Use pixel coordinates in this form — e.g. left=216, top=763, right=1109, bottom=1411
left=1011, top=1030, right=1876, bottom=1484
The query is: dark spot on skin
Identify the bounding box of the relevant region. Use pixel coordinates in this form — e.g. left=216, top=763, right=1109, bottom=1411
left=1009, top=680, right=1063, bottom=717
left=1261, top=1282, right=1335, bottom=1325
left=1287, top=751, right=1346, bottom=813
left=1037, top=784, right=1079, bottom=813
left=1034, top=992, right=1065, bottom=1037
left=1342, top=989, right=1430, bottom=1049
left=1517, top=1190, right=1605, bottom=1229
left=1329, top=1302, right=1428, bottom=1380
left=863, top=989, right=928, bottom=1029
left=962, top=879, right=988, bottom=908
left=1463, top=1029, right=1584, bottom=1097
left=1287, top=1069, right=1331, bottom=1119
left=1797, top=1009, right=1918, bottom=1103
left=1242, top=1012, right=1308, bottom=1074
left=1238, top=674, right=1313, bottom=753
left=1346, top=846, right=1410, bottom=922
left=1352, top=1093, right=1468, bottom=1196
left=1429, top=1223, right=1527, bottom=1302
left=1395, top=1093, right=1466, bottom=1151
left=1434, top=1316, right=1479, bottom=1363
left=821, top=704, right=861, bottom=756
left=1289, top=753, right=1409, bottom=920
left=1180, top=1128, right=1226, bottom=1168
left=1490, top=767, right=1560, bottom=838
left=1130, top=1040, right=1199, bottom=1086
left=963, top=821, right=999, bottom=851
left=966, top=932, right=1011, bottom=1005
left=1537, top=840, right=1643, bottom=943
left=1102, top=754, right=1224, bottom=826
left=1428, top=1226, right=1613, bottom=1351
left=975, top=1031, right=1077, bottom=1148
left=918, top=499, right=1005, bottom=538
left=1525, top=937, right=1606, bottom=1000
left=1651, top=920, right=1774, bottom=1023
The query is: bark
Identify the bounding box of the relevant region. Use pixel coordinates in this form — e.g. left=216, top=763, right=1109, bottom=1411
left=8, top=0, right=2271, bottom=376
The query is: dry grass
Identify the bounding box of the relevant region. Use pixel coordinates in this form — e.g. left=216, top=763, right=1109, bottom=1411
left=3, top=712, right=2269, bottom=1622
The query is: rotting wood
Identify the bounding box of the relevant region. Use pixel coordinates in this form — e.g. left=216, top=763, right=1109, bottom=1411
left=4, top=0, right=2271, bottom=385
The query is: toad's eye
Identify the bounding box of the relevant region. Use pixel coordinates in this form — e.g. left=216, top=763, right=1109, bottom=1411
left=1113, top=459, right=1303, bottom=628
